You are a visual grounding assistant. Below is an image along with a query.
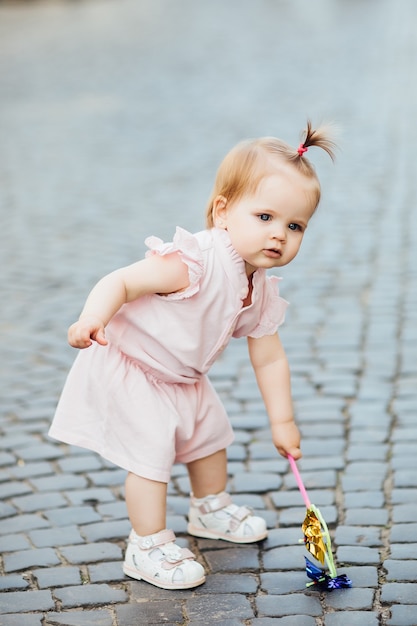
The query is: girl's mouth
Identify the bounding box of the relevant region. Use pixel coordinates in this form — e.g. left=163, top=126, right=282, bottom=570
left=263, top=248, right=282, bottom=259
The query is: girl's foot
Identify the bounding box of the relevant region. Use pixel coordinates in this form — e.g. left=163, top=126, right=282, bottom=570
left=123, top=528, right=206, bottom=589
left=187, top=491, right=268, bottom=543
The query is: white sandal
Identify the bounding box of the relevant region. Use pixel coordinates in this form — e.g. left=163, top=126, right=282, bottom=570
left=123, top=528, right=206, bottom=589
left=187, top=491, right=268, bottom=543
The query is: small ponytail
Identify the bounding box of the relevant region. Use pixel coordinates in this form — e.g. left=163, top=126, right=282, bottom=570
left=297, top=119, right=337, bottom=162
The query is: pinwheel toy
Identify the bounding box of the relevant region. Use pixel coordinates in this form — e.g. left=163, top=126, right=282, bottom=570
left=287, top=454, right=352, bottom=591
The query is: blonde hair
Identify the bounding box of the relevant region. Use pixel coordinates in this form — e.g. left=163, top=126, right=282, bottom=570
left=205, top=120, right=336, bottom=228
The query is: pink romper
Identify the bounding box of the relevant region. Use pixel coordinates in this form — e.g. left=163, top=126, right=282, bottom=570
left=49, top=227, right=288, bottom=482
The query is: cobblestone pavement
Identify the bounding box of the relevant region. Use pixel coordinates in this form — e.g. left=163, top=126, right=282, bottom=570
left=1, top=0, right=417, bottom=624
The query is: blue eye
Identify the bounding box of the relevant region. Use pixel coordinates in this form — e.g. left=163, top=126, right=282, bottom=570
left=289, top=223, right=301, bottom=231
left=258, top=214, right=271, bottom=221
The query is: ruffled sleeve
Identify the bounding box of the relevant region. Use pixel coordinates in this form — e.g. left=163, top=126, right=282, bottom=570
left=233, top=274, right=289, bottom=339
left=145, top=227, right=204, bottom=300
left=249, top=276, right=289, bottom=338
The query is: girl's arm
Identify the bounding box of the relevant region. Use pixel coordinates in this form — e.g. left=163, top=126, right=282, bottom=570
left=247, top=333, right=301, bottom=460
left=68, top=252, right=190, bottom=349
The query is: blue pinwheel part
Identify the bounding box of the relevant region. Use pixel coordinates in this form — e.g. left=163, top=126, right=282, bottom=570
left=304, top=556, right=330, bottom=589
left=305, top=556, right=326, bottom=579
left=327, top=574, right=353, bottom=589
left=304, top=557, right=352, bottom=591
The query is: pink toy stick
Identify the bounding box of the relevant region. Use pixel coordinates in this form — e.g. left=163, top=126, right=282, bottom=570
left=287, top=455, right=311, bottom=509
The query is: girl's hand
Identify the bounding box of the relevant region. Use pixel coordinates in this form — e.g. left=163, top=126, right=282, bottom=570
left=271, top=421, right=302, bottom=460
left=68, top=315, right=108, bottom=349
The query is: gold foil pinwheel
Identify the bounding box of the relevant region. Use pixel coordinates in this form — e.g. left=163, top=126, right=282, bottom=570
left=302, top=508, right=327, bottom=565
left=287, top=455, right=352, bottom=590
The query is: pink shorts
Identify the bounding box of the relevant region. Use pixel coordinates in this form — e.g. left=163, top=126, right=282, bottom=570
left=49, top=343, right=234, bottom=482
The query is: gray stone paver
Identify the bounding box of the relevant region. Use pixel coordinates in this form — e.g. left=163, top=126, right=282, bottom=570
left=0, top=590, right=55, bottom=613
left=324, top=613, right=380, bottom=626
left=0, top=616, right=44, bottom=626
left=0, top=574, right=30, bottom=591
left=388, top=606, right=417, bottom=626
left=256, top=594, right=322, bottom=618
left=33, top=565, right=82, bottom=589
left=3, top=548, right=61, bottom=573
left=1, top=0, right=417, bottom=624
left=45, top=612, right=115, bottom=626
left=53, top=583, right=127, bottom=609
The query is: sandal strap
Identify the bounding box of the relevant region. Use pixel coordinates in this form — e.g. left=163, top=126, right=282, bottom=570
left=135, top=529, right=176, bottom=550
left=161, top=547, right=196, bottom=570
left=195, top=492, right=232, bottom=514
left=133, top=529, right=196, bottom=570
left=229, top=506, right=253, bottom=531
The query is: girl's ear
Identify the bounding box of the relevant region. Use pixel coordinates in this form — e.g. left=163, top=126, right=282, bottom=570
left=212, top=195, right=228, bottom=229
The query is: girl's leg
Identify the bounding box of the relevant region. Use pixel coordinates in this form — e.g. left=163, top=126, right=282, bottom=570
left=125, top=472, right=167, bottom=536
left=123, top=472, right=206, bottom=589
left=186, top=449, right=227, bottom=498
left=187, top=448, right=268, bottom=543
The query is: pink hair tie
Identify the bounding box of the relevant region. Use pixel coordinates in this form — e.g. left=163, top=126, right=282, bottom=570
left=298, top=143, right=308, bottom=156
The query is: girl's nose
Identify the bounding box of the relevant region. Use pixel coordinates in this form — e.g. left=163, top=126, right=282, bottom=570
left=272, top=223, right=286, bottom=242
